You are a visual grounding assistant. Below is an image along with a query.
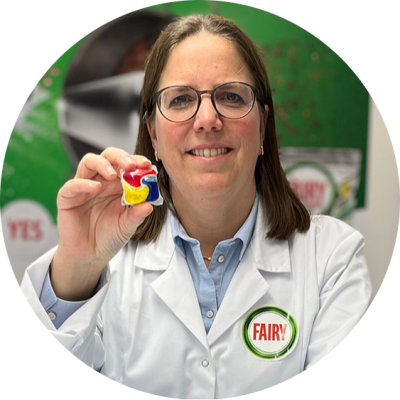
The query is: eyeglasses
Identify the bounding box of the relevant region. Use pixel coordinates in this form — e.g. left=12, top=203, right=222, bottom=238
left=152, top=81, right=258, bottom=123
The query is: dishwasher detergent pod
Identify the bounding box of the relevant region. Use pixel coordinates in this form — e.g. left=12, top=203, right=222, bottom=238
left=121, top=166, right=163, bottom=206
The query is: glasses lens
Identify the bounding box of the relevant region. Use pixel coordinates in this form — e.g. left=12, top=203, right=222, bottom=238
left=158, top=87, right=198, bottom=122
left=214, top=83, right=255, bottom=119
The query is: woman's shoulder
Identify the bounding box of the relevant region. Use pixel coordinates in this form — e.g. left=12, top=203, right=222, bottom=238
left=299, top=214, right=365, bottom=252
left=309, top=214, right=363, bottom=236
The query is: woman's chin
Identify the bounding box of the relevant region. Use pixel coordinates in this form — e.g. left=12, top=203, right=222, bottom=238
left=171, top=178, right=227, bottom=202
left=190, top=181, right=241, bottom=205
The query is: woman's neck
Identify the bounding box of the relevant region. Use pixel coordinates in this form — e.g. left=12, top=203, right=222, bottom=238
left=171, top=184, right=257, bottom=257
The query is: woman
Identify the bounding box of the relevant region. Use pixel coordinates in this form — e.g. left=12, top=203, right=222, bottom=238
left=21, top=14, right=372, bottom=398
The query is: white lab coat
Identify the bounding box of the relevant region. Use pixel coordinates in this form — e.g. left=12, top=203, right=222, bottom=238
left=21, top=205, right=372, bottom=398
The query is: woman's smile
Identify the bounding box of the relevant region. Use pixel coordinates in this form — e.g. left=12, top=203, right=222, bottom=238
left=189, top=147, right=230, bottom=157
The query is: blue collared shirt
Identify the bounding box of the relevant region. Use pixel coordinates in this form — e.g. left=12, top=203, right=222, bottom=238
left=40, top=196, right=258, bottom=332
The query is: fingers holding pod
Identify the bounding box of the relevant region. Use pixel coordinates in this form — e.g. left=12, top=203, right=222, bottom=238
left=100, top=148, right=152, bottom=172
left=75, top=149, right=152, bottom=181
left=75, top=153, right=118, bottom=180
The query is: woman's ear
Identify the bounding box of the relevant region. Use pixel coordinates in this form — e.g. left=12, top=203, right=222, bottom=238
left=147, top=121, right=158, bottom=151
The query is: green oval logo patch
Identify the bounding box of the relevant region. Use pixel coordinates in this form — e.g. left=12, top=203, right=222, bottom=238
left=242, top=306, right=298, bottom=360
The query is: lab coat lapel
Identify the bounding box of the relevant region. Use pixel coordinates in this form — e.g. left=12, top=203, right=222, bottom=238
left=147, top=221, right=209, bottom=350
left=207, top=204, right=291, bottom=346
left=150, top=250, right=209, bottom=350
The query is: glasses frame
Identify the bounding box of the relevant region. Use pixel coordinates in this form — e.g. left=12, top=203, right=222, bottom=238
left=152, top=81, right=259, bottom=123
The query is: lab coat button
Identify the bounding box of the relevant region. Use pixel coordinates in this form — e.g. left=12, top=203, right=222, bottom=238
left=206, top=310, right=214, bottom=318
left=217, top=255, right=225, bottom=263
left=47, top=310, right=57, bottom=321
left=202, top=359, right=209, bottom=367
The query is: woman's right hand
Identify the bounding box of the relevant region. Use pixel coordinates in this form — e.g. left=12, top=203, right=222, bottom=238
left=50, top=147, right=154, bottom=301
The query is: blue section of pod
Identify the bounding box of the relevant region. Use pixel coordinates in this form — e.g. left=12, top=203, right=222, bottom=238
left=142, top=175, right=160, bottom=202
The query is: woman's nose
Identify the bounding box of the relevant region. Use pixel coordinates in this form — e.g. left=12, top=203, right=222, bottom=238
left=193, top=95, right=223, bottom=132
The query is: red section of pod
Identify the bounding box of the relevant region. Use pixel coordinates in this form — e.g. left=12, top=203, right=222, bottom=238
left=123, top=168, right=156, bottom=187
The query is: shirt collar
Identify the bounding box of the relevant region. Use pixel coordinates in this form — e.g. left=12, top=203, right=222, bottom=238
left=171, top=194, right=259, bottom=260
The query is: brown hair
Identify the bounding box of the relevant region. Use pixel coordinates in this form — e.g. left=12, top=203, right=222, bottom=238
left=133, top=14, right=310, bottom=241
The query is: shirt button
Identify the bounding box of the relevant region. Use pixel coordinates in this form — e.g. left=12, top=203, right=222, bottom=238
left=202, top=359, right=209, bottom=368
left=47, top=310, right=57, bottom=321
left=206, top=310, right=214, bottom=318
left=217, top=255, right=225, bottom=263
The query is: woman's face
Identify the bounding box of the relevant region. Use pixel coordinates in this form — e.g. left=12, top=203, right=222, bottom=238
left=147, top=32, right=267, bottom=207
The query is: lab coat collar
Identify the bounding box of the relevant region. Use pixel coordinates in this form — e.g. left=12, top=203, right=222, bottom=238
left=133, top=216, right=175, bottom=271
left=249, top=202, right=292, bottom=274
left=134, top=200, right=291, bottom=274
